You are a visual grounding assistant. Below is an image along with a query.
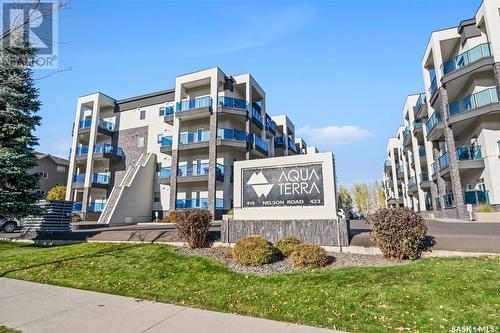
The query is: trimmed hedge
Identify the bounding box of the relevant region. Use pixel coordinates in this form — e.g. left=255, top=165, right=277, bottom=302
left=275, top=237, right=302, bottom=257
left=367, top=207, right=427, bottom=260
left=232, top=236, right=278, bottom=266
left=290, top=244, right=328, bottom=268
left=175, top=209, right=212, bottom=248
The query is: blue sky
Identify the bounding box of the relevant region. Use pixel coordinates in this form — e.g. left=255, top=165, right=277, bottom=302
left=34, top=0, right=481, bottom=188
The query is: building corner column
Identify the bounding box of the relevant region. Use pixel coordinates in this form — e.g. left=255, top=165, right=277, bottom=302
left=207, top=111, right=218, bottom=217
left=169, top=149, right=179, bottom=211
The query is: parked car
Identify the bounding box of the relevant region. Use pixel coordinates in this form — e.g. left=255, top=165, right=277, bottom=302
left=0, top=219, right=24, bottom=233
left=349, top=211, right=361, bottom=220
left=337, top=209, right=346, bottom=219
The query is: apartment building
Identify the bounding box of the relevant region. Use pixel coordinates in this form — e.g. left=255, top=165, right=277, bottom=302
left=383, top=0, right=500, bottom=219
left=32, top=152, right=69, bottom=197
left=66, top=67, right=316, bottom=223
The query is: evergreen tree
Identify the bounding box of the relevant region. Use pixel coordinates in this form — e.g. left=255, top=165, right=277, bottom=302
left=0, top=33, right=42, bottom=219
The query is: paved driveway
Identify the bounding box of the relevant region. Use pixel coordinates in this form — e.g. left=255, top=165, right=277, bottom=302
left=349, top=219, right=500, bottom=253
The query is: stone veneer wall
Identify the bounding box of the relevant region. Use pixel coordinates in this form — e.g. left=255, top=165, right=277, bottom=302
left=111, top=126, right=149, bottom=187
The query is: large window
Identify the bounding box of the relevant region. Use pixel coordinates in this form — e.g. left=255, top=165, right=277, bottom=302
left=56, top=165, right=66, bottom=173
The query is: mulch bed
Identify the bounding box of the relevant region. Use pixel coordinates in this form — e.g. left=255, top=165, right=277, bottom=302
left=177, top=247, right=411, bottom=276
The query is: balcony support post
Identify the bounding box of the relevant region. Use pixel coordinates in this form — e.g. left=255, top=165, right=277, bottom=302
left=207, top=110, right=217, bottom=216
left=169, top=149, right=179, bottom=212
left=440, top=87, right=467, bottom=219
left=431, top=141, right=446, bottom=215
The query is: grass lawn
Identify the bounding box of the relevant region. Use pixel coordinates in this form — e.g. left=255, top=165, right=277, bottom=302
left=0, top=326, right=21, bottom=333
left=0, top=242, right=498, bottom=333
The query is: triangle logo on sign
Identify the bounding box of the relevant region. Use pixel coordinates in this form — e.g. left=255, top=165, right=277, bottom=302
left=247, top=171, right=274, bottom=198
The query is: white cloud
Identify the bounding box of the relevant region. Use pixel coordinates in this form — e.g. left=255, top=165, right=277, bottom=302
left=297, top=125, right=372, bottom=145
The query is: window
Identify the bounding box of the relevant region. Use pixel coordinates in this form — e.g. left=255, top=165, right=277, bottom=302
left=154, top=192, right=160, bottom=203
left=157, top=134, right=162, bottom=143
left=137, top=136, right=145, bottom=148
left=37, top=172, right=48, bottom=179
left=140, top=110, right=146, bottom=120
left=56, top=165, right=66, bottom=173
left=159, top=107, right=165, bottom=116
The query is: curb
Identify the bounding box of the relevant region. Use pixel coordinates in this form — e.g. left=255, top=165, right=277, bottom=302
left=2, top=237, right=498, bottom=257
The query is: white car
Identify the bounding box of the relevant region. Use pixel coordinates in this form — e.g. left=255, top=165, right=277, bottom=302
left=0, top=219, right=23, bottom=233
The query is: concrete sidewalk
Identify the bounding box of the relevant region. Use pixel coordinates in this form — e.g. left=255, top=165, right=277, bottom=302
left=0, top=278, right=343, bottom=333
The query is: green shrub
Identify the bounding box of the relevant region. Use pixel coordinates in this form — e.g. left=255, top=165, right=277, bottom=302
left=290, top=243, right=328, bottom=268
left=232, top=236, right=278, bottom=266
left=367, top=207, right=427, bottom=260
left=175, top=209, right=212, bottom=248
left=71, top=215, right=81, bottom=223
left=162, top=210, right=179, bottom=223
left=226, top=208, right=234, bottom=216
left=275, top=236, right=302, bottom=257
left=476, top=204, right=495, bottom=213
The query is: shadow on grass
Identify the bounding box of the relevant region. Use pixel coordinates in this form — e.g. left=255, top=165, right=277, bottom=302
left=0, top=243, right=139, bottom=277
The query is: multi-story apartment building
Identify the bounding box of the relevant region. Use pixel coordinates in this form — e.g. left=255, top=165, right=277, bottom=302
left=384, top=0, right=500, bottom=219
left=66, top=67, right=315, bottom=223
left=32, top=152, right=69, bottom=198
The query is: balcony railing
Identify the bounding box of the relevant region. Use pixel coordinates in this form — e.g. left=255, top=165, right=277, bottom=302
left=419, top=172, right=429, bottom=183
left=92, top=173, right=110, bottom=184
left=274, top=136, right=285, bottom=148
left=72, top=202, right=82, bottom=212
left=179, top=131, right=210, bottom=144
left=438, top=152, right=449, bottom=170
left=217, top=128, right=247, bottom=142
left=177, top=163, right=224, bottom=177
left=408, top=176, right=416, bottom=189
left=158, top=167, right=171, bottom=178
left=266, top=117, right=277, bottom=133
left=79, top=119, right=115, bottom=131
left=443, top=193, right=455, bottom=209
left=429, top=76, right=438, bottom=96
left=425, top=111, right=442, bottom=134
left=412, top=119, right=423, bottom=131
left=464, top=190, right=489, bottom=205
left=76, top=144, right=124, bottom=157
left=431, top=161, right=438, bottom=177
left=288, top=137, right=297, bottom=153
left=176, top=198, right=224, bottom=209
left=217, top=96, right=247, bottom=110
left=251, top=107, right=264, bottom=126
left=253, top=134, right=269, bottom=153
left=161, top=136, right=173, bottom=147
left=94, top=144, right=124, bottom=156
left=456, top=146, right=482, bottom=161
left=160, top=106, right=174, bottom=116
left=88, top=202, right=106, bottom=212
left=448, top=87, right=499, bottom=117
left=442, top=43, right=491, bottom=75
left=384, top=160, right=391, bottom=168
left=418, top=146, right=426, bottom=156
left=403, top=127, right=411, bottom=141
left=415, top=93, right=426, bottom=113
left=73, top=174, right=85, bottom=184
left=176, top=96, right=212, bottom=112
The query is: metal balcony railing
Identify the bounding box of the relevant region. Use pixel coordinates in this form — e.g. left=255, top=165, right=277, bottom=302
left=176, top=96, right=212, bottom=112
left=442, top=43, right=491, bottom=75
left=456, top=146, right=482, bottom=161
left=179, top=131, right=210, bottom=144
left=176, top=198, right=224, bottom=209
left=448, top=87, right=499, bottom=117
left=425, top=111, right=442, bottom=134
left=217, top=96, right=248, bottom=110
left=443, top=193, right=455, bottom=209
left=217, top=128, right=247, bottom=141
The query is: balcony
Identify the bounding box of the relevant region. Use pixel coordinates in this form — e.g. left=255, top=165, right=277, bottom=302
left=179, top=131, right=210, bottom=150
left=88, top=202, right=106, bottom=213
left=176, top=198, right=224, bottom=210
left=403, top=127, right=411, bottom=146
left=216, top=128, right=248, bottom=149
left=419, top=172, right=429, bottom=184
left=266, top=116, right=277, bottom=135
left=431, top=161, right=438, bottom=178
left=160, top=136, right=173, bottom=154
left=76, top=144, right=124, bottom=160
left=457, top=146, right=484, bottom=169
left=251, top=106, right=264, bottom=129
left=425, top=111, right=443, bottom=141
left=175, top=96, right=212, bottom=121
left=442, top=43, right=492, bottom=76
left=464, top=190, right=489, bottom=205
left=78, top=119, right=115, bottom=135
left=217, top=96, right=247, bottom=109
left=443, top=193, right=455, bottom=209
left=408, top=176, right=416, bottom=190
left=448, top=87, right=499, bottom=123
left=162, top=106, right=175, bottom=124
left=274, top=136, right=285, bottom=149
left=288, top=137, right=298, bottom=154
left=72, top=173, right=110, bottom=188
left=429, top=76, right=438, bottom=99
left=247, top=134, right=268, bottom=156
left=412, top=119, right=423, bottom=133
left=415, top=93, right=427, bottom=118
left=384, top=160, right=391, bottom=170
left=158, top=167, right=171, bottom=179
left=438, top=152, right=449, bottom=171
left=177, top=163, right=224, bottom=182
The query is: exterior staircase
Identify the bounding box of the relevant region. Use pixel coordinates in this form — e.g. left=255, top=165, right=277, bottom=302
left=98, top=153, right=152, bottom=224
